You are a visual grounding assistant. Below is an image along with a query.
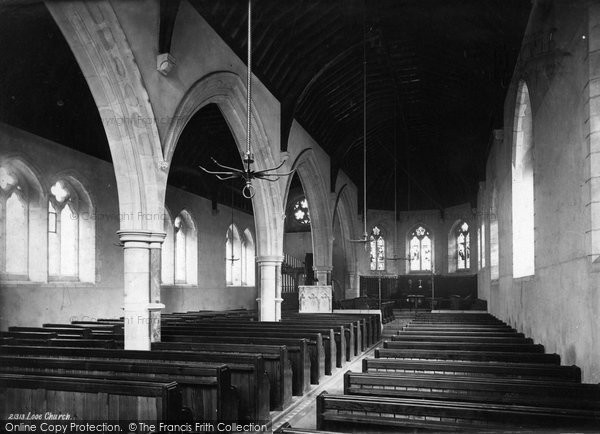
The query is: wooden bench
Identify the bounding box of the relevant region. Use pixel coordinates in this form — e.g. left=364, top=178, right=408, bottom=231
left=0, top=345, right=269, bottom=423
left=10, top=326, right=92, bottom=338
left=0, top=355, right=238, bottom=422
left=161, top=328, right=325, bottom=384
left=398, top=330, right=526, bottom=338
left=362, top=358, right=582, bottom=382
left=383, top=340, right=545, bottom=353
left=343, top=371, right=600, bottom=410
left=274, top=422, right=338, bottom=434
left=165, top=322, right=346, bottom=369
left=162, top=335, right=310, bottom=395
left=390, top=334, right=533, bottom=344
left=152, top=341, right=292, bottom=410
left=316, top=392, right=600, bottom=431
left=0, top=373, right=187, bottom=422
left=375, top=348, right=561, bottom=364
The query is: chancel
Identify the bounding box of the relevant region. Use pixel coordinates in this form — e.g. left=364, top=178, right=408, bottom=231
left=0, top=0, right=599, bottom=432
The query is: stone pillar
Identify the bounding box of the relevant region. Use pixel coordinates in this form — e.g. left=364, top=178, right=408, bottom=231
left=118, top=230, right=166, bottom=350
left=346, top=272, right=360, bottom=299
left=313, top=265, right=332, bottom=286
left=256, top=255, right=284, bottom=321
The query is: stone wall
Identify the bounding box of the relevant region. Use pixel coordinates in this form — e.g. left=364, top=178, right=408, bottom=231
left=0, top=123, right=256, bottom=329
left=479, top=0, right=600, bottom=383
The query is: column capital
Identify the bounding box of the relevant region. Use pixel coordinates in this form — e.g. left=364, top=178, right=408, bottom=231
left=117, top=230, right=166, bottom=248
left=256, top=255, right=284, bottom=265
left=313, top=265, right=333, bottom=272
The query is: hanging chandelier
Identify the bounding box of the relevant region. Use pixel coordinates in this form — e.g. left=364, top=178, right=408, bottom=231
left=199, top=0, right=294, bottom=199
left=349, top=5, right=370, bottom=248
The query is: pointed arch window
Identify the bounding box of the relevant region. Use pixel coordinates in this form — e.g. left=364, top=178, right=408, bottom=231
left=409, top=226, right=432, bottom=272
left=226, top=224, right=242, bottom=286
left=512, top=81, right=535, bottom=278
left=161, top=210, right=175, bottom=285
left=241, top=228, right=255, bottom=286
left=174, top=215, right=187, bottom=283
left=48, top=181, right=78, bottom=279
left=369, top=226, right=385, bottom=271
left=1, top=165, right=28, bottom=277
left=456, top=222, right=470, bottom=270
left=47, top=178, right=95, bottom=282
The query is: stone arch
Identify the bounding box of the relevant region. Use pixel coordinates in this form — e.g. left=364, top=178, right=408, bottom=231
left=332, top=183, right=358, bottom=297
left=283, top=148, right=332, bottom=279
left=47, top=1, right=167, bottom=233
left=162, top=71, right=284, bottom=259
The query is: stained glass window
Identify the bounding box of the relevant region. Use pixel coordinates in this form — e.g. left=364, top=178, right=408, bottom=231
left=369, top=226, right=385, bottom=271
left=292, top=198, right=310, bottom=225
left=409, top=226, right=432, bottom=272
left=457, top=221, right=470, bottom=270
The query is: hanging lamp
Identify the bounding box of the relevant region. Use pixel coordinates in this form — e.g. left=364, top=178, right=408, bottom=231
left=199, top=0, right=294, bottom=199
left=386, top=105, right=409, bottom=261
left=350, top=5, right=370, bottom=246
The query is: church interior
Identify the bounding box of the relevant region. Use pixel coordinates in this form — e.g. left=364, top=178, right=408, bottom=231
left=0, top=0, right=599, bottom=432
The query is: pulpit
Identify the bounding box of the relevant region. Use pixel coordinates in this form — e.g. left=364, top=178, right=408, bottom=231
left=299, top=285, right=332, bottom=313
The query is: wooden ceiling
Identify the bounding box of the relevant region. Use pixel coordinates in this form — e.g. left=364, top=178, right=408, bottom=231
left=0, top=0, right=531, bottom=213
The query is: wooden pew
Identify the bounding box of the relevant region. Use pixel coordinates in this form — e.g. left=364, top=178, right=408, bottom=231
left=0, top=355, right=238, bottom=422
left=161, top=328, right=325, bottom=384
left=274, top=423, right=338, bottom=434
left=343, top=371, right=600, bottom=410
left=398, top=330, right=526, bottom=338
left=162, top=335, right=310, bottom=395
left=0, top=373, right=187, bottom=422
left=152, top=341, right=292, bottom=410
left=10, top=326, right=92, bottom=338
left=0, top=345, right=269, bottom=423
left=362, top=358, right=582, bottom=382
left=164, top=322, right=345, bottom=369
left=383, top=340, right=545, bottom=353
left=161, top=327, right=328, bottom=381
left=375, top=348, right=561, bottom=364
left=316, top=392, right=600, bottom=431
left=390, top=334, right=533, bottom=344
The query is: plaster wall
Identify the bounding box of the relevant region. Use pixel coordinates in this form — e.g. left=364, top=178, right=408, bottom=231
left=480, top=0, right=600, bottom=382
left=0, top=123, right=257, bottom=329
